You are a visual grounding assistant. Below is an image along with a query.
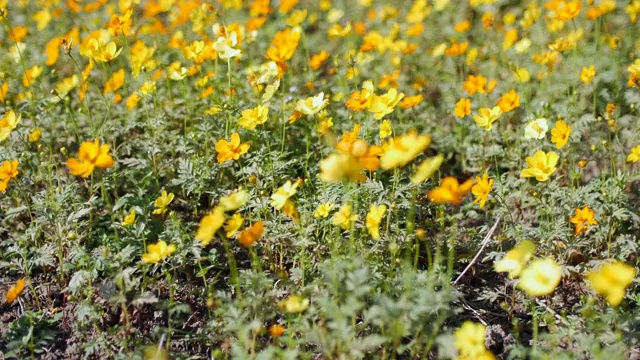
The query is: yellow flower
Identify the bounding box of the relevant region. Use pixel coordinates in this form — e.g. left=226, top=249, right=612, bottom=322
left=286, top=8, right=307, bottom=26
left=122, top=209, right=136, bottom=227
left=22, top=65, right=43, bottom=87
left=278, top=295, right=309, bottom=314
left=327, top=22, right=352, bottom=39
left=520, top=150, right=559, bottom=182
left=332, top=203, right=358, bottom=230
left=336, top=130, right=382, bottom=171
left=296, top=92, right=329, bottom=116
left=167, top=61, right=188, bottom=80
left=503, top=28, right=518, bottom=49
left=627, top=0, right=640, bottom=22
left=368, top=88, right=405, bottom=120
left=570, top=206, right=598, bottom=235
left=496, top=89, right=520, bottom=113
left=455, top=322, right=495, bottom=359
left=86, top=39, right=122, bottom=62
left=66, top=139, right=115, bottom=178
left=473, top=106, right=502, bottom=131
left=153, top=191, right=175, bottom=215
left=524, top=118, right=549, bottom=140
left=219, top=189, right=249, bottom=211
left=32, top=8, right=51, bottom=30
left=314, top=202, right=335, bottom=218
left=579, top=65, right=596, bottom=84
left=213, top=32, right=242, bottom=59
left=143, top=346, right=169, bottom=360
left=0, top=110, right=21, bottom=142
left=533, top=51, right=559, bottom=71
left=216, top=133, right=250, bottom=163
left=141, top=240, right=176, bottom=264
left=380, top=130, right=431, bottom=170
left=518, top=258, right=562, bottom=297
left=183, top=40, right=214, bottom=64
left=548, top=38, right=576, bottom=52
left=627, top=145, right=640, bottom=163
left=551, top=120, right=571, bottom=149
left=586, top=261, right=636, bottom=306
left=139, top=81, right=156, bottom=96
left=317, top=117, right=334, bottom=135
left=454, top=98, right=471, bottom=118
left=319, top=153, right=364, bottom=183
left=513, top=67, right=531, bottom=82
left=126, top=92, right=141, bottom=109
left=5, top=278, right=26, bottom=304
left=0, top=159, right=19, bottom=192
left=427, top=176, right=474, bottom=205
left=282, top=200, right=300, bottom=222
left=55, top=75, right=80, bottom=99
left=471, top=173, right=493, bottom=208
left=379, top=119, right=392, bottom=139
left=494, top=240, right=536, bottom=279
left=224, top=213, right=244, bottom=238
left=237, top=221, right=265, bottom=247
left=410, top=154, right=444, bottom=184
left=195, top=206, right=226, bottom=246
left=270, top=180, right=300, bottom=210
left=129, top=40, right=158, bottom=76
left=366, top=204, right=387, bottom=239
left=238, top=104, right=269, bottom=130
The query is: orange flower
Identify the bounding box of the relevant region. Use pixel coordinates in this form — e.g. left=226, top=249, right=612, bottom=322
left=336, top=136, right=382, bottom=172
left=557, top=1, right=581, bottom=21
left=266, top=28, right=301, bottom=73
left=454, top=98, right=471, bottom=118
left=246, top=16, right=267, bottom=31
left=238, top=221, right=264, bottom=247
left=106, top=9, right=133, bottom=36
left=497, top=89, right=520, bottom=112
left=5, top=278, right=25, bottom=303
left=44, top=37, right=63, bottom=66
left=269, top=324, right=285, bottom=337
left=462, top=74, right=488, bottom=95
left=9, top=26, right=28, bottom=42
left=0, top=159, right=19, bottom=192
left=400, top=94, right=423, bottom=109
left=444, top=41, right=469, bottom=56
left=454, top=20, right=471, bottom=32
left=0, top=82, right=7, bottom=103
left=570, top=206, right=598, bottom=235
left=309, top=50, right=329, bottom=70
left=216, top=133, right=250, bottom=163
left=67, top=139, right=115, bottom=178
left=104, top=68, right=125, bottom=95
left=481, top=12, right=494, bottom=30
left=427, top=177, right=474, bottom=205
left=346, top=90, right=372, bottom=111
